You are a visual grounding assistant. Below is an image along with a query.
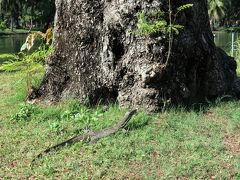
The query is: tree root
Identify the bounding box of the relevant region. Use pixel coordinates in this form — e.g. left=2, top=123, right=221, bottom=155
left=31, top=109, right=137, bottom=166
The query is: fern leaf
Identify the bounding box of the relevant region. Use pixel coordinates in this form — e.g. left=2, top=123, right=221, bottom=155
left=177, top=4, right=193, bottom=11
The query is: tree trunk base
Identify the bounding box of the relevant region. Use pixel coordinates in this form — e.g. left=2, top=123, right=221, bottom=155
left=38, top=0, right=240, bottom=112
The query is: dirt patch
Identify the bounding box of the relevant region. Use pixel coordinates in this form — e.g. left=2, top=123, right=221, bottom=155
left=124, top=160, right=164, bottom=179
left=124, top=161, right=144, bottom=179
left=224, top=132, right=240, bottom=155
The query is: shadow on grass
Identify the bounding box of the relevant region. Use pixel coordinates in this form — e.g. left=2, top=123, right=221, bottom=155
left=163, top=95, right=238, bottom=114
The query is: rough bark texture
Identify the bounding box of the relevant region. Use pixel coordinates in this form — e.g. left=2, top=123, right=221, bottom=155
left=39, top=0, right=240, bottom=111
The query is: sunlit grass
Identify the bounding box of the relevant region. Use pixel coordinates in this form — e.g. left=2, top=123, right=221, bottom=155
left=0, top=28, right=33, bottom=34
left=0, top=54, right=18, bottom=64
left=0, top=72, right=239, bottom=179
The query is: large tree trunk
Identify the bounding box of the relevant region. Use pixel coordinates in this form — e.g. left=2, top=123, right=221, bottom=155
left=39, top=0, right=240, bottom=111
left=10, top=17, right=14, bottom=32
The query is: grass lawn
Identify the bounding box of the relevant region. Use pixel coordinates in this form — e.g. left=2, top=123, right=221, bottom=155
left=0, top=54, right=18, bottom=64
left=0, top=72, right=239, bottom=179
left=216, top=26, right=240, bottom=32
left=0, top=29, right=30, bottom=35
left=0, top=29, right=40, bottom=35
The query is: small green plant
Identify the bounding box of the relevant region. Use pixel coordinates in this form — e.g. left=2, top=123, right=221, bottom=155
left=0, top=28, right=53, bottom=93
left=0, top=47, right=52, bottom=91
left=0, top=20, right=7, bottom=31
left=49, top=122, right=64, bottom=134
left=0, top=53, right=18, bottom=62
left=136, top=10, right=168, bottom=35
left=136, top=2, right=193, bottom=67
left=61, top=103, right=102, bottom=130
left=11, top=103, right=37, bottom=121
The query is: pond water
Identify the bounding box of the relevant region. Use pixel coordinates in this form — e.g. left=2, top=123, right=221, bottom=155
left=0, top=34, right=27, bottom=54
left=214, top=31, right=240, bottom=57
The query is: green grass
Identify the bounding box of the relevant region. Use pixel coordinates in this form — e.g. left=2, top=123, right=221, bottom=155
left=0, top=28, right=29, bottom=35
left=0, top=54, right=19, bottom=64
left=216, top=26, right=240, bottom=32
left=0, top=28, right=40, bottom=35
left=0, top=72, right=239, bottom=179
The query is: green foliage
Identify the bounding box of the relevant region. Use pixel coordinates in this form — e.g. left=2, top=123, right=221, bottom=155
left=61, top=101, right=104, bottom=130
left=136, top=4, right=193, bottom=36
left=0, top=50, right=44, bottom=72
left=0, top=29, right=53, bottom=90
left=223, top=0, right=240, bottom=20
left=208, top=0, right=225, bottom=22
left=0, top=47, right=52, bottom=89
left=11, top=103, right=37, bottom=121
left=0, top=53, right=18, bottom=63
left=21, top=29, right=53, bottom=53
left=136, top=3, right=193, bottom=67
left=0, top=0, right=55, bottom=30
left=167, top=24, right=184, bottom=35
left=0, top=20, right=7, bottom=30
left=177, top=4, right=194, bottom=11
left=20, top=34, right=44, bottom=53
left=49, top=122, right=64, bottom=134
left=136, top=10, right=167, bottom=35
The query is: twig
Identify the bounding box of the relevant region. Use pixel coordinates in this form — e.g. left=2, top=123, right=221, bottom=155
left=165, top=0, right=172, bottom=67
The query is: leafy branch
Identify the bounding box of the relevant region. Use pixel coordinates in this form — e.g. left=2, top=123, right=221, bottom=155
left=136, top=2, right=193, bottom=67
left=0, top=28, right=53, bottom=92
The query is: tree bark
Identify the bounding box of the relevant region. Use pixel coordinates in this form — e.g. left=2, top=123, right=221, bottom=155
left=39, top=0, right=240, bottom=112
left=10, top=17, right=14, bottom=32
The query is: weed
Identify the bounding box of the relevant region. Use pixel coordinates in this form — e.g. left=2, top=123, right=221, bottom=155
left=0, top=20, right=7, bottom=31
left=49, top=122, right=64, bottom=134
left=11, top=103, right=37, bottom=121
left=0, top=28, right=53, bottom=93
left=136, top=2, right=193, bottom=66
